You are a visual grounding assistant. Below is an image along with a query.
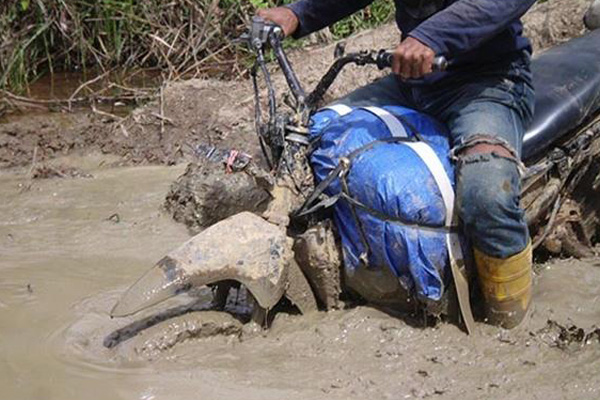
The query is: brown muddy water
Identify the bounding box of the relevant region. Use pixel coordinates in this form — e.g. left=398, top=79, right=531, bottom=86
left=24, top=69, right=161, bottom=101
left=2, top=155, right=600, bottom=400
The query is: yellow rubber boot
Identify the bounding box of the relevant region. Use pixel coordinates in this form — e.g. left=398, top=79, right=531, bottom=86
left=474, top=243, right=532, bottom=329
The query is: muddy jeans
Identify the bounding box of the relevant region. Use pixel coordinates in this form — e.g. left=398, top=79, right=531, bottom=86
left=335, top=54, right=535, bottom=258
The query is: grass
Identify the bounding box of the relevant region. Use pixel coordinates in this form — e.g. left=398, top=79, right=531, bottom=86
left=0, top=0, right=394, bottom=92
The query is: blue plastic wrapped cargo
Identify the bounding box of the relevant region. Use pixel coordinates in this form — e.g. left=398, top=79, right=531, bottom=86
left=308, top=105, right=458, bottom=304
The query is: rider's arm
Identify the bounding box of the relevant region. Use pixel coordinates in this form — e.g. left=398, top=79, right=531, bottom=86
left=286, top=0, right=374, bottom=38
left=408, top=0, right=536, bottom=56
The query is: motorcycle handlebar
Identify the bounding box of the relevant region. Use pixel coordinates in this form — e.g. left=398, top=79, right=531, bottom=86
left=376, top=50, right=448, bottom=73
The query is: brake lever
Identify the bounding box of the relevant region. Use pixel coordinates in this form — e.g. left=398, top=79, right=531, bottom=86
left=236, top=16, right=284, bottom=49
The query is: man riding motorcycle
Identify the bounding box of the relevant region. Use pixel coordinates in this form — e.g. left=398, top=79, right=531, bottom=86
left=258, top=0, right=538, bottom=329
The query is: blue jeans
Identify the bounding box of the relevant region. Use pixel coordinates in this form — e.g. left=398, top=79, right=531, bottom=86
left=336, top=54, right=535, bottom=258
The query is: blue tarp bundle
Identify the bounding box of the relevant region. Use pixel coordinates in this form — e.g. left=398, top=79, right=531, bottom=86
left=308, top=106, right=456, bottom=302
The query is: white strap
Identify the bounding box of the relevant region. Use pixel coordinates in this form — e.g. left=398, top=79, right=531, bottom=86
left=360, top=110, right=454, bottom=227
left=401, top=142, right=455, bottom=227
left=368, top=109, right=475, bottom=334
left=402, top=141, right=474, bottom=334
left=446, top=231, right=475, bottom=334
left=322, top=104, right=353, bottom=116
left=357, top=109, right=453, bottom=226
left=361, top=106, right=408, bottom=138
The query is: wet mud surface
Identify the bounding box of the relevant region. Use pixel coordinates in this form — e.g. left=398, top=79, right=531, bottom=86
left=1, top=155, right=600, bottom=400
left=3, top=3, right=600, bottom=398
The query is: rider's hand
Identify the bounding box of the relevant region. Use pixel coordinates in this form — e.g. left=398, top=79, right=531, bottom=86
left=392, top=37, right=436, bottom=80
left=257, top=7, right=299, bottom=37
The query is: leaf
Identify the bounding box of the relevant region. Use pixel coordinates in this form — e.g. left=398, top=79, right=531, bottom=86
left=249, top=0, right=268, bottom=9
left=20, top=0, right=30, bottom=11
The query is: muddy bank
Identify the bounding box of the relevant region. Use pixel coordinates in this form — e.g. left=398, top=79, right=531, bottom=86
left=0, top=111, right=99, bottom=168
left=523, top=0, right=591, bottom=51
left=0, top=25, right=397, bottom=168
left=3, top=0, right=593, bottom=170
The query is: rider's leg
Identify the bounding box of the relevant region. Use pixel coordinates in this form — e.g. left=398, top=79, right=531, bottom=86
left=431, top=59, right=536, bottom=328
left=455, top=140, right=533, bottom=329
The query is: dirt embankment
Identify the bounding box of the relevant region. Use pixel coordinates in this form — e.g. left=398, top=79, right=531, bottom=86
left=0, top=25, right=397, bottom=168
left=2, top=0, right=593, bottom=170
left=523, top=0, right=591, bottom=51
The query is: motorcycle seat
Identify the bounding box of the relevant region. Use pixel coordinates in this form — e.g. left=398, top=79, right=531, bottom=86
left=523, top=29, right=600, bottom=160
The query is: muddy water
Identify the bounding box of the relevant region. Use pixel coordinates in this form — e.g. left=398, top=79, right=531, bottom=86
left=2, top=156, right=600, bottom=400
left=25, top=70, right=161, bottom=101
left=0, top=156, right=192, bottom=400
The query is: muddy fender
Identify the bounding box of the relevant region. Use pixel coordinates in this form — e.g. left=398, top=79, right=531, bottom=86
left=111, top=212, right=292, bottom=317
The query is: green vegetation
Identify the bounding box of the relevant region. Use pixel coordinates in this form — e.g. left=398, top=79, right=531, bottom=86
left=0, top=0, right=393, bottom=92
left=329, top=1, right=394, bottom=39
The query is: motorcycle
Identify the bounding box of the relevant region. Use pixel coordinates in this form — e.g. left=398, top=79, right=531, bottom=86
left=109, top=17, right=600, bottom=334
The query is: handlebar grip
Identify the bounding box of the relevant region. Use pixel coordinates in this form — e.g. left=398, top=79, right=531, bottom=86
left=432, top=55, right=448, bottom=72
left=377, top=51, right=394, bottom=69
left=376, top=51, right=448, bottom=73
